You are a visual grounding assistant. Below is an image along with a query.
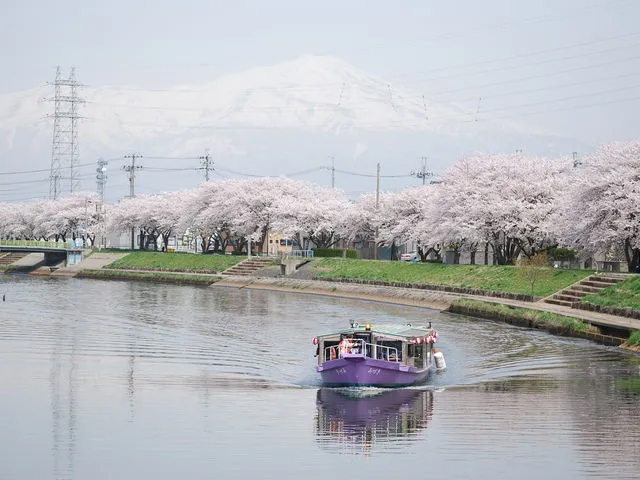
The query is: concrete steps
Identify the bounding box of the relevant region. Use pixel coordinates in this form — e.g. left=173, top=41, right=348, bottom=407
left=221, top=257, right=274, bottom=276
left=543, top=274, right=626, bottom=307
left=0, top=252, right=27, bottom=265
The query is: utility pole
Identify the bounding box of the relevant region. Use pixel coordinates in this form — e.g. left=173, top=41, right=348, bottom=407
left=411, top=156, right=433, bottom=185
left=330, top=156, right=335, bottom=188
left=374, top=162, right=380, bottom=260
left=123, top=153, right=143, bottom=199
left=322, top=156, right=336, bottom=188
left=199, top=151, right=214, bottom=181
left=122, top=153, right=143, bottom=249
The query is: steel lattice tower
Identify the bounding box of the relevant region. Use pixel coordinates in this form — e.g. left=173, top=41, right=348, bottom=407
left=47, top=66, right=85, bottom=199
left=96, top=158, right=108, bottom=203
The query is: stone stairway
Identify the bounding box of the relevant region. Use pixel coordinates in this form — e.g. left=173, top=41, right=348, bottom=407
left=0, top=252, right=27, bottom=265
left=543, top=274, right=627, bottom=307
left=221, top=257, right=275, bottom=276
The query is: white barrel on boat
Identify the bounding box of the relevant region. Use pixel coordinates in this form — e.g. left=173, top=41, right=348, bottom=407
left=434, top=351, right=446, bottom=370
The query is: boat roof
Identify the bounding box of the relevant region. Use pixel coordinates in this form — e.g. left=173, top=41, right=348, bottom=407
left=317, top=323, right=434, bottom=340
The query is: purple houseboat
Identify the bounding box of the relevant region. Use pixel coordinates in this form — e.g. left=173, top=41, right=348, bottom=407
left=314, top=322, right=443, bottom=387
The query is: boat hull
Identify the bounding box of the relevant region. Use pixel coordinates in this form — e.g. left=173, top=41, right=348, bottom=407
left=316, top=353, right=434, bottom=387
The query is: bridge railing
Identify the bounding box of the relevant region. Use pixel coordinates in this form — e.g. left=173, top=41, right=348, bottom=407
left=0, top=239, right=64, bottom=248
left=286, top=249, right=314, bottom=259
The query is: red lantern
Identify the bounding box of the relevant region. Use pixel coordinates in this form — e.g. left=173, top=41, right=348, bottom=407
left=312, top=337, right=318, bottom=345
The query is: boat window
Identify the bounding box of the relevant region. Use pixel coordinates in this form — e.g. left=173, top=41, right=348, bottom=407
left=377, top=340, right=402, bottom=361
left=323, top=341, right=340, bottom=362
left=408, top=343, right=426, bottom=368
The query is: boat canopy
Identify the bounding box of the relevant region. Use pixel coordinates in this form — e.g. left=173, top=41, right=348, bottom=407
left=317, top=323, right=433, bottom=340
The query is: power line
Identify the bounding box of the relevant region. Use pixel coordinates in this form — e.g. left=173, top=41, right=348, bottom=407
left=425, top=54, right=640, bottom=97
left=394, top=33, right=640, bottom=84
left=480, top=83, right=640, bottom=114
left=487, top=93, right=640, bottom=121
left=144, top=167, right=200, bottom=172
left=143, top=155, right=200, bottom=160
left=0, top=177, right=50, bottom=186
left=334, top=167, right=412, bottom=178
left=0, top=160, right=98, bottom=176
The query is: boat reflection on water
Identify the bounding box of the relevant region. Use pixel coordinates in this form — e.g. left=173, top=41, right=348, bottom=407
left=314, top=387, right=434, bottom=455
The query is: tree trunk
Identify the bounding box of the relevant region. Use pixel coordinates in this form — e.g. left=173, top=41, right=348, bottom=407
left=390, top=242, right=397, bottom=261
left=625, top=238, right=640, bottom=273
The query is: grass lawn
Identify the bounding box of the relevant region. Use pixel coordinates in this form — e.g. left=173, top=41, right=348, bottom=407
left=450, top=298, right=590, bottom=332
left=313, top=258, right=591, bottom=297
left=583, top=276, right=640, bottom=311
left=79, top=269, right=220, bottom=285
left=107, top=251, right=244, bottom=273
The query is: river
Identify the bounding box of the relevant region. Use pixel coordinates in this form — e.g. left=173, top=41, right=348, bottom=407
left=1, top=275, right=639, bottom=479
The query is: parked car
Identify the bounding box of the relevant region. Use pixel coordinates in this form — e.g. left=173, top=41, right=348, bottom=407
left=400, top=251, right=418, bottom=261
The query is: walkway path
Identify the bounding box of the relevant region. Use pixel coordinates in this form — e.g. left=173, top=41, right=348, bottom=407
left=51, top=252, right=128, bottom=276
left=214, top=276, right=640, bottom=332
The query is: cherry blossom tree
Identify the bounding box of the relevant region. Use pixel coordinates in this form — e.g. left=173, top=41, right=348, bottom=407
left=183, top=177, right=307, bottom=254
left=380, top=186, right=444, bottom=261
left=180, top=181, right=231, bottom=253
left=0, top=202, right=25, bottom=239
left=0, top=201, right=48, bottom=241
left=108, top=191, right=193, bottom=250
left=335, top=195, right=375, bottom=256
left=35, top=193, right=101, bottom=245
left=273, top=182, right=350, bottom=249
left=435, top=153, right=566, bottom=265
left=560, top=141, right=640, bottom=271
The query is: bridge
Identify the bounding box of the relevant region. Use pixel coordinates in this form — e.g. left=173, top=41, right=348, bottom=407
left=0, top=240, right=85, bottom=267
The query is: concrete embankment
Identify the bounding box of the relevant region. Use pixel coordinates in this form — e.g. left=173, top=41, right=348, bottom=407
left=214, top=276, right=640, bottom=351
left=214, top=276, right=454, bottom=311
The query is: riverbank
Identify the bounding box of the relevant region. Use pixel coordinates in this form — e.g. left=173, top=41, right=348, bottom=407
left=4, top=251, right=638, bottom=352
left=78, top=269, right=220, bottom=285
left=214, top=276, right=640, bottom=352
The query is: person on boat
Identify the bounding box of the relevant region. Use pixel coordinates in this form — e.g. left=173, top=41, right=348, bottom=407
left=339, top=336, right=353, bottom=356
left=329, top=345, right=337, bottom=360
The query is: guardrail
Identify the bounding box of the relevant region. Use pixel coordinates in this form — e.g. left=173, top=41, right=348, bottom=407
left=323, top=340, right=399, bottom=362
left=288, top=249, right=314, bottom=258
left=0, top=240, right=64, bottom=248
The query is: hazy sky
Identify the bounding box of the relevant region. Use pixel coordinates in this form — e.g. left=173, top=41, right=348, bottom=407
left=1, top=0, right=640, bottom=201
left=3, top=0, right=639, bottom=141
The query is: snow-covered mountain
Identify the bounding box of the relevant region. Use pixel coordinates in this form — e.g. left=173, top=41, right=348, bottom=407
left=0, top=55, right=588, bottom=201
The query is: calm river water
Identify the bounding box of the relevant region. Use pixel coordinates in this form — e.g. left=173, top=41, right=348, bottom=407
left=1, top=275, right=639, bottom=479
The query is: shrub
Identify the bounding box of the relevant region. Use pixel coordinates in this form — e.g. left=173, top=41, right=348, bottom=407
left=546, top=247, right=577, bottom=261
left=517, top=252, right=552, bottom=296
left=312, top=248, right=358, bottom=259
